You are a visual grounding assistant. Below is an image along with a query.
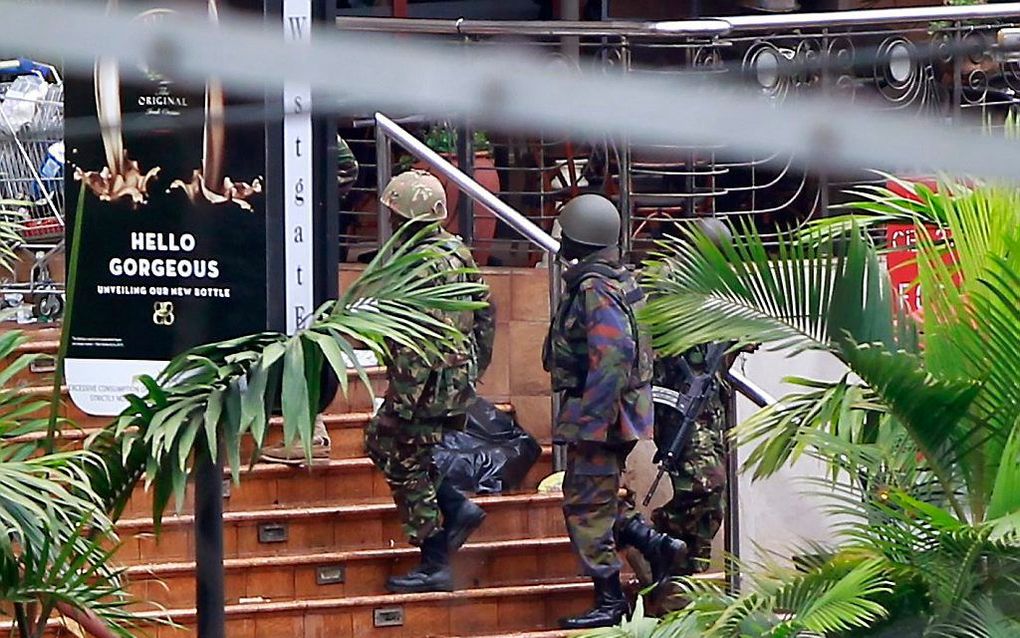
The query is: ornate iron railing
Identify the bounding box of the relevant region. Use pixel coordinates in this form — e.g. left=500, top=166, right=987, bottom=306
left=335, top=4, right=1020, bottom=264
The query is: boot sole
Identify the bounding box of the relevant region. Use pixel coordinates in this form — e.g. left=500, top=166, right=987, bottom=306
left=385, top=581, right=455, bottom=594
left=447, top=509, right=486, bottom=552
left=557, top=611, right=627, bottom=630
left=258, top=449, right=331, bottom=466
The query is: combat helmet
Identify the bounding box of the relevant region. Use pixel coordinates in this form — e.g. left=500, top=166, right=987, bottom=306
left=380, top=169, right=447, bottom=222
left=690, top=217, right=732, bottom=247
left=558, top=193, right=621, bottom=247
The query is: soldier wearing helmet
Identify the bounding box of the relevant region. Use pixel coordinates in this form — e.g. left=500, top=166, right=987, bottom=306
left=364, top=169, right=496, bottom=594
left=646, top=218, right=756, bottom=603
left=543, top=193, right=687, bottom=629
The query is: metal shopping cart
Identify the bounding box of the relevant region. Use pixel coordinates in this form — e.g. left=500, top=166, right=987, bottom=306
left=0, top=58, right=65, bottom=322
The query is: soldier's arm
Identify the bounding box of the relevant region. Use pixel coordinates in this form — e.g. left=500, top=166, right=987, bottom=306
left=575, top=280, right=634, bottom=433
left=472, top=285, right=495, bottom=378
left=337, top=134, right=359, bottom=201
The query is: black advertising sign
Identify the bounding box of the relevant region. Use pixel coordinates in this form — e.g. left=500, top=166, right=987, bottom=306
left=65, top=0, right=268, bottom=415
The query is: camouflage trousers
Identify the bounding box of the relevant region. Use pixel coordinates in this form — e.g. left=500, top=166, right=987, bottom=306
left=651, top=424, right=726, bottom=575
left=562, top=440, right=640, bottom=579
left=364, top=402, right=465, bottom=546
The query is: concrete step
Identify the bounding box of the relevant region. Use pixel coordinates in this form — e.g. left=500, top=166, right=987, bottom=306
left=113, top=493, right=567, bottom=566
left=125, top=537, right=581, bottom=611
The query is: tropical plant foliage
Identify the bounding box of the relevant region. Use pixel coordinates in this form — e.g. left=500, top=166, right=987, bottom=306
left=84, top=222, right=487, bottom=526
left=0, top=211, right=486, bottom=636
left=0, top=332, right=142, bottom=637
left=592, top=177, right=1020, bottom=636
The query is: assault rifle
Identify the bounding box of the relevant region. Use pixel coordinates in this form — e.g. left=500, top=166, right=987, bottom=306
left=643, top=341, right=734, bottom=507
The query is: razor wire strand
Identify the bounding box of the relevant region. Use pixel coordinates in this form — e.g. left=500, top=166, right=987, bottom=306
left=3, top=0, right=1020, bottom=181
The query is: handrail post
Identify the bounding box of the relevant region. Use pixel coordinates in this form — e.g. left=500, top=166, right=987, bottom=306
left=619, top=38, right=633, bottom=258
left=376, top=125, right=392, bottom=245
left=560, top=0, right=581, bottom=62
left=549, top=258, right=566, bottom=472
left=456, top=123, right=475, bottom=247
left=953, top=20, right=963, bottom=123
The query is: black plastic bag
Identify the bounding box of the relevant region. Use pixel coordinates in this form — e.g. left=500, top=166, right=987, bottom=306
left=434, top=398, right=542, bottom=494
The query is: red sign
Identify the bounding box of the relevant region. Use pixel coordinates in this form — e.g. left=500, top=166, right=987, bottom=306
left=883, top=178, right=961, bottom=316
left=886, top=224, right=958, bottom=315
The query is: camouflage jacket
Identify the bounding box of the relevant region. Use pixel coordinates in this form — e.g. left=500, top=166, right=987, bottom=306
left=384, top=227, right=495, bottom=421
left=337, top=135, right=359, bottom=201
left=543, top=247, right=654, bottom=444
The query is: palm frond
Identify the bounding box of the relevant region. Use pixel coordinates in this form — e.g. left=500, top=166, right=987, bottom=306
left=87, top=222, right=489, bottom=524
left=808, top=173, right=961, bottom=248
left=0, top=415, right=113, bottom=562
left=734, top=374, right=896, bottom=481
left=0, top=514, right=155, bottom=638
left=0, top=207, right=25, bottom=275
left=929, top=597, right=1020, bottom=638
left=639, top=219, right=913, bottom=361
left=773, top=559, right=892, bottom=635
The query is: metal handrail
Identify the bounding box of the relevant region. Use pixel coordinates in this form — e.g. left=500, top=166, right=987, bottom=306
left=375, top=111, right=566, bottom=471
left=375, top=112, right=561, bottom=254
left=338, top=17, right=732, bottom=38
left=723, top=3, right=1020, bottom=31
left=339, top=4, right=1020, bottom=38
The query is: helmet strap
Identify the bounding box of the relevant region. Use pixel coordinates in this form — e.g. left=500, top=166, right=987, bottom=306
left=559, top=234, right=607, bottom=262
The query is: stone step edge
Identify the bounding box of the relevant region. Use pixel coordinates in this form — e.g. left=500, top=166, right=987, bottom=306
left=117, top=491, right=563, bottom=531
left=136, top=445, right=549, bottom=482
left=6, top=402, right=516, bottom=443
left=12, top=365, right=385, bottom=396
left=444, top=631, right=577, bottom=638
left=122, top=572, right=727, bottom=624
left=128, top=580, right=595, bottom=622
left=125, top=536, right=573, bottom=578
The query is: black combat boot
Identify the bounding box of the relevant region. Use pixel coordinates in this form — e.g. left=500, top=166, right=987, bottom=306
left=386, top=532, right=454, bottom=593
left=558, top=572, right=629, bottom=630
left=617, top=514, right=687, bottom=589
left=437, top=481, right=486, bottom=552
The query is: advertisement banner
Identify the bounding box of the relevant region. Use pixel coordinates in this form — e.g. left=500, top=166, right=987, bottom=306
left=65, top=0, right=267, bottom=415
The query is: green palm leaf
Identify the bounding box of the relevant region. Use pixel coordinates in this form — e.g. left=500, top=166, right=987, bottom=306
left=87, top=222, right=489, bottom=524
left=735, top=374, right=895, bottom=481
left=639, top=219, right=912, bottom=360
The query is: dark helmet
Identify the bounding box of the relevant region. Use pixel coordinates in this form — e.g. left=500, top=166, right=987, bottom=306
left=558, top=194, right=621, bottom=248
left=691, top=217, right=732, bottom=247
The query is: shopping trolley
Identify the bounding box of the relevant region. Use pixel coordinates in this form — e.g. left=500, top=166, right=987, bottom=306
left=0, top=58, right=65, bottom=322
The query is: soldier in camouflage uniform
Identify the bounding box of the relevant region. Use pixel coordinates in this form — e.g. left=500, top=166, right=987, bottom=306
left=651, top=345, right=728, bottom=576
left=544, top=194, right=687, bottom=630
left=364, top=170, right=496, bottom=594
left=648, top=219, right=748, bottom=580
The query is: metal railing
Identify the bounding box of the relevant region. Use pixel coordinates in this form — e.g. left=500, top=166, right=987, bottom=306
left=374, top=112, right=567, bottom=471
left=373, top=110, right=778, bottom=471
left=337, top=3, right=1020, bottom=263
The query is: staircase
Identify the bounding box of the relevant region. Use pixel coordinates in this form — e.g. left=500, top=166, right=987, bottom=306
left=8, top=267, right=597, bottom=637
